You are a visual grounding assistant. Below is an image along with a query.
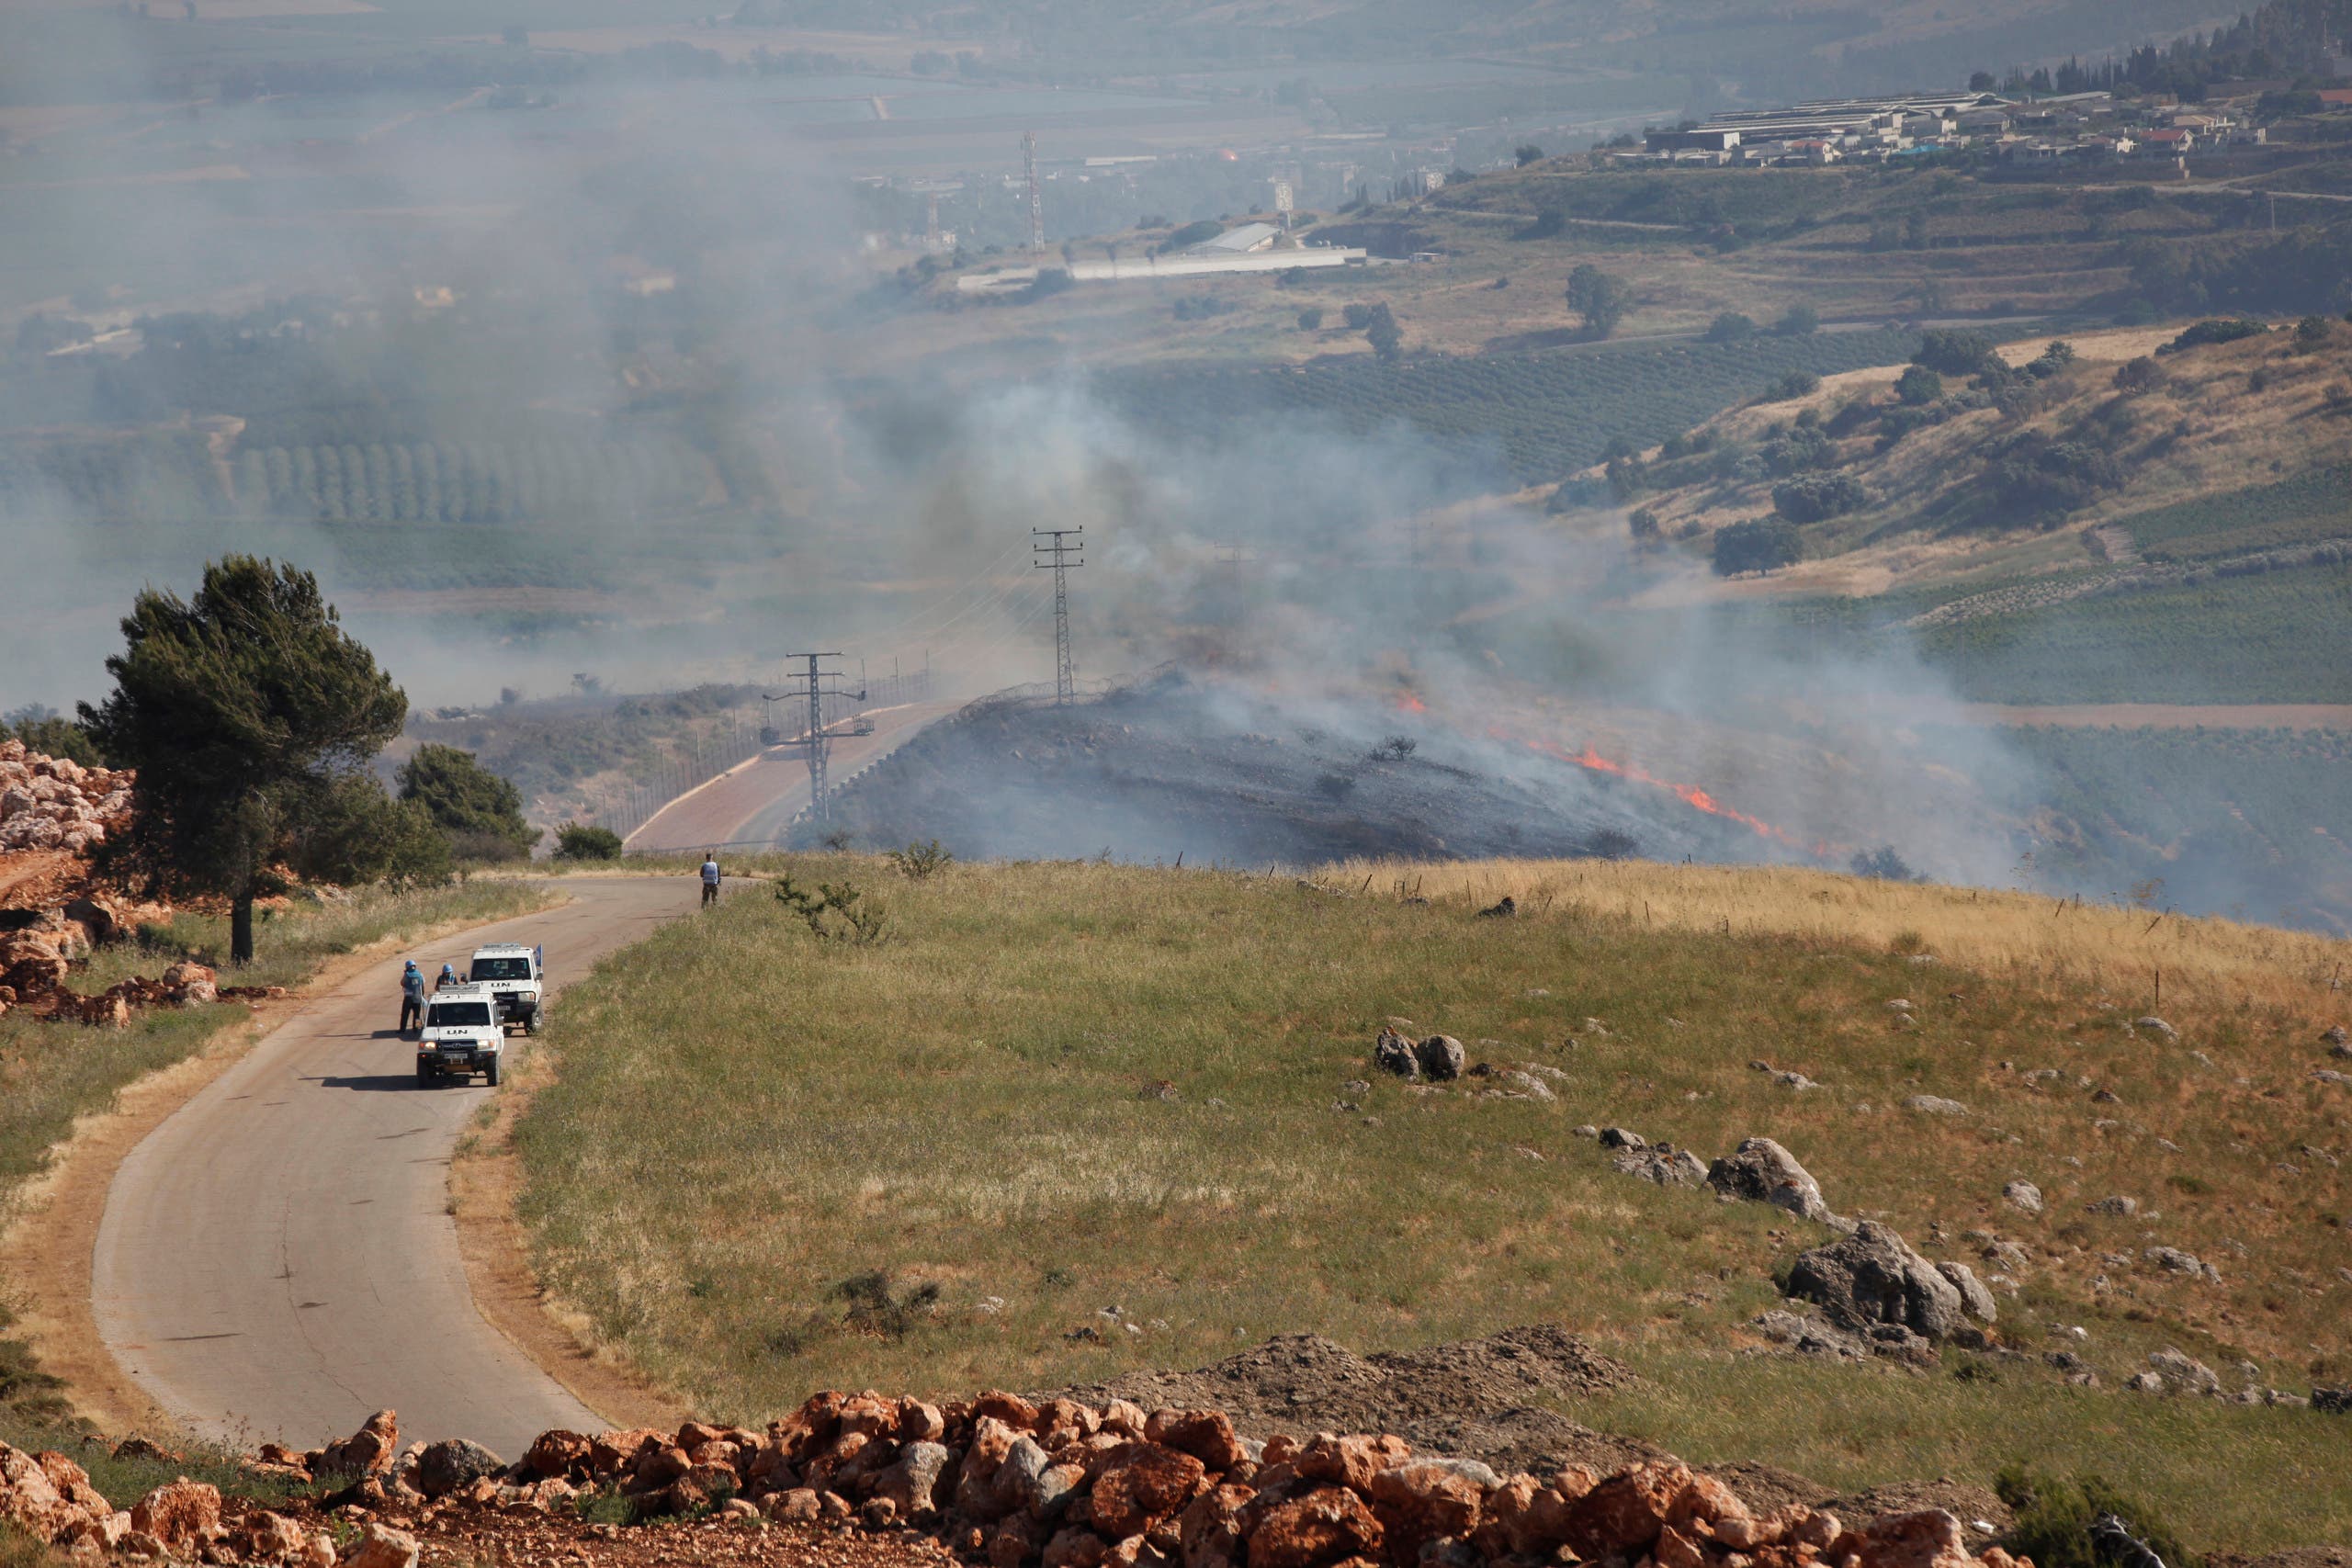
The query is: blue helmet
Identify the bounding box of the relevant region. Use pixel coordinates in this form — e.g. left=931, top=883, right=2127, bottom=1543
left=404, top=960, right=419, bottom=971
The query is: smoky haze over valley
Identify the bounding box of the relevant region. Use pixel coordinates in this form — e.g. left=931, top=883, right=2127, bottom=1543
left=3, top=0, right=2349, bottom=927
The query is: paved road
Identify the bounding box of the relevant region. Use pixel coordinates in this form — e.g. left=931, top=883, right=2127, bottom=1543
left=626, top=701, right=958, bottom=853
left=92, top=877, right=692, bottom=1457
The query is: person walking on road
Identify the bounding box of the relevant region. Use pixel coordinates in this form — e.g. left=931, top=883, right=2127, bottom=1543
left=399, top=960, right=425, bottom=1034
left=700, top=852, right=721, bottom=908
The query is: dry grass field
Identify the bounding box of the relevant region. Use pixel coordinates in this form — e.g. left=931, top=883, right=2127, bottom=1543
left=512, top=854, right=2352, bottom=1552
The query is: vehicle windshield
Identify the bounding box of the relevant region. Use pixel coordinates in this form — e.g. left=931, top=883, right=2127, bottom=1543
left=427, top=1001, right=494, bottom=1028
left=469, top=957, right=532, bottom=981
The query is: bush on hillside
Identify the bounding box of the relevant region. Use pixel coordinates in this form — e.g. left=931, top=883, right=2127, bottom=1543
left=1849, top=846, right=1920, bottom=882
left=1896, top=366, right=1943, bottom=406
left=1020, top=268, right=1076, bottom=303
left=1913, top=328, right=1999, bottom=376
left=1772, top=471, right=1867, bottom=524
left=1711, top=517, right=1801, bottom=576
left=2113, top=356, right=2165, bottom=394
left=2160, top=318, right=2268, bottom=355
left=1992, top=435, right=2125, bottom=522
left=1772, top=304, right=1820, bottom=336
left=1705, top=312, right=1758, bottom=344
left=1761, top=424, right=1835, bottom=476
left=553, top=821, right=623, bottom=861
left=1760, top=370, right=1820, bottom=402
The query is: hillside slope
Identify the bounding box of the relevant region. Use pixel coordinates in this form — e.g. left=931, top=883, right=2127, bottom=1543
left=513, top=852, right=2352, bottom=1553
left=1568, top=319, right=2352, bottom=597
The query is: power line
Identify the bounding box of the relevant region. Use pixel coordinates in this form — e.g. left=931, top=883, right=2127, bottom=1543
left=1032, top=526, right=1083, bottom=706
left=763, top=653, right=865, bottom=826
left=1023, top=130, right=1045, bottom=254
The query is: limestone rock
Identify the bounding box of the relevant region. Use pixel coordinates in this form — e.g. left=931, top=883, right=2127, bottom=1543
left=415, top=1438, right=503, bottom=1499
left=317, top=1410, right=399, bottom=1476
left=344, top=1522, right=420, bottom=1568
left=1934, top=1261, right=1997, bottom=1324
left=129, top=1481, right=220, bottom=1550
left=1413, top=1036, right=1464, bottom=1082
left=2000, top=1181, right=2042, bottom=1216
left=1706, top=1137, right=1838, bottom=1225
left=1787, top=1222, right=1967, bottom=1341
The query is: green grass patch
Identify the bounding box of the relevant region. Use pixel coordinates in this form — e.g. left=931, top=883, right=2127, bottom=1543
left=514, top=857, right=2352, bottom=1552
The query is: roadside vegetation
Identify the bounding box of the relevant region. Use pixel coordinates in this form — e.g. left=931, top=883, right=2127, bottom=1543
left=514, top=855, right=2350, bottom=1552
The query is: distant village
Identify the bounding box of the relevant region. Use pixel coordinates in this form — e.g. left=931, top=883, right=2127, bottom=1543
left=1627, top=83, right=2352, bottom=171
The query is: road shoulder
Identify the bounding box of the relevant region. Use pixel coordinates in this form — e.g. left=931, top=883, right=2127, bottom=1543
left=0, top=892, right=570, bottom=1438
left=448, top=1032, right=686, bottom=1433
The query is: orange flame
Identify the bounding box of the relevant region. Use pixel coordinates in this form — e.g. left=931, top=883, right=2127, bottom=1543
left=1392, top=693, right=1427, bottom=713
left=1511, top=733, right=1818, bottom=852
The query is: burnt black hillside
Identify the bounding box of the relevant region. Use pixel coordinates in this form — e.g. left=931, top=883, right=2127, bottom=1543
left=817, top=673, right=1757, bottom=867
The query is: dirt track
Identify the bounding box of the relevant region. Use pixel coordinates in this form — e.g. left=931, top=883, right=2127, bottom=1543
left=90, top=878, right=691, bottom=1457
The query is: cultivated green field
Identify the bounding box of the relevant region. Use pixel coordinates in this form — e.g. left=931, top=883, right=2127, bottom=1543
left=513, top=855, right=2352, bottom=1552
left=1102, top=329, right=1920, bottom=482
left=1919, top=562, right=2352, bottom=705
left=2124, top=464, right=2352, bottom=561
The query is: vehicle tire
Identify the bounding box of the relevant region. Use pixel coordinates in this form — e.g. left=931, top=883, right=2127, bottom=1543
left=526, top=1010, right=542, bottom=1036
left=485, top=1057, right=501, bottom=1088
left=416, top=1065, right=434, bottom=1088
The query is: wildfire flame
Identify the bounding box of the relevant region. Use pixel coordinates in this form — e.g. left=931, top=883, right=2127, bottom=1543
left=1505, top=732, right=1824, bottom=854
left=1386, top=686, right=1826, bottom=857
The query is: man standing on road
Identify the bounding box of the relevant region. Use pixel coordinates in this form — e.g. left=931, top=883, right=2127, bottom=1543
left=700, top=852, right=721, bottom=908
left=399, top=960, right=425, bottom=1034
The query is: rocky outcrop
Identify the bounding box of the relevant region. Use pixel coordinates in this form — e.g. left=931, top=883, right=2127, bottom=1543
left=1786, top=1223, right=1992, bottom=1343
left=1705, top=1138, right=1844, bottom=1228
left=0, top=1439, right=344, bottom=1566
left=0, top=740, right=132, bottom=853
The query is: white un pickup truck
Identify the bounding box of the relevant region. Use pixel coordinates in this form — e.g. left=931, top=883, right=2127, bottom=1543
left=417, top=986, right=504, bottom=1087
left=466, top=942, right=545, bottom=1034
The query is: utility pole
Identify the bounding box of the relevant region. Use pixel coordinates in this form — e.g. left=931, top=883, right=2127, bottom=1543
left=1033, top=526, right=1083, bottom=705
left=764, top=653, right=865, bottom=825
left=1023, top=130, right=1045, bottom=254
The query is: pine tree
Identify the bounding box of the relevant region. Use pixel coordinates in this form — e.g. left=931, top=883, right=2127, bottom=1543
left=80, top=558, right=417, bottom=962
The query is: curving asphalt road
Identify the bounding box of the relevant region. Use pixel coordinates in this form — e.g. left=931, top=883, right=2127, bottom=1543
left=92, top=877, right=693, bottom=1457
left=626, top=700, right=959, bottom=854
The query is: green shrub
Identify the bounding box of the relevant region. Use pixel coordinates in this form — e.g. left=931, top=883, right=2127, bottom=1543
left=1705, top=312, right=1758, bottom=344
left=1772, top=471, right=1867, bottom=524
left=1761, top=370, right=1820, bottom=402
left=553, top=821, right=624, bottom=861
left=1995, top=1467, right=2202, bottom=1568
left=1711, top=517, right=1801, bottom=576
left=2160, top=318, right=2267, bottom=355
left=1913, top=328, right=1997, bottom=376
left=1896, top=365, right=1943, bottom=406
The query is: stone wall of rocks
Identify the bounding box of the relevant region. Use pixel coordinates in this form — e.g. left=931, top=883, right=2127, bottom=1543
left=18, top=1398, right=2052, bottom=1568
left=0, top=740, right=131, bottom=853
